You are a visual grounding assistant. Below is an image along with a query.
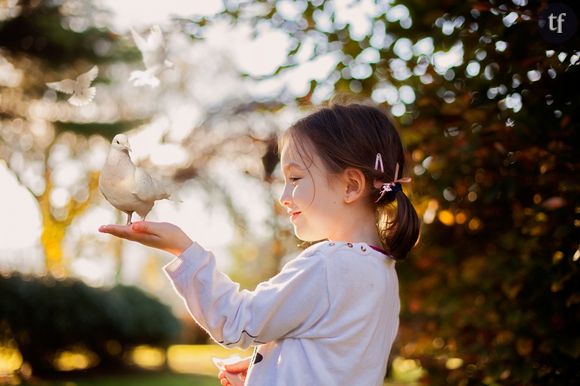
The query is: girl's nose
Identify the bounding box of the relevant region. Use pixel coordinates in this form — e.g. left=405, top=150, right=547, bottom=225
left=278, top=194, right=289, bottom=207
left=278, top=186, right=291, bottom=207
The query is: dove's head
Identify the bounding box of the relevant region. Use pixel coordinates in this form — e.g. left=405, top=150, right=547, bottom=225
left=111, top=134, right=131, bottom=153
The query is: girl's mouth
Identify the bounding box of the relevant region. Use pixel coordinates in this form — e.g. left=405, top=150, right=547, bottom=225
left=290, top=212, right=301, bottom=221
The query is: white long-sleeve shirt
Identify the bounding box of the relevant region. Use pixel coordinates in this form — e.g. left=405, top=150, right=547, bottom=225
left=164, top=240, right=400, bottom=386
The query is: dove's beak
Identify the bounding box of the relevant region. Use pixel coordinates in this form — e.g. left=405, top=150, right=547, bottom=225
left=125, top=145, right=132, bottom=153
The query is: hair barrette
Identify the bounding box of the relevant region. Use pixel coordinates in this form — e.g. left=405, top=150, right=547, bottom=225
left=373, top=153, right=412, bottom=203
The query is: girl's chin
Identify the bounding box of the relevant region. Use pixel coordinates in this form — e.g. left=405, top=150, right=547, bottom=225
left=292, top=217, right=326, bottom=241
left=294, top=228, right=326, bottom=243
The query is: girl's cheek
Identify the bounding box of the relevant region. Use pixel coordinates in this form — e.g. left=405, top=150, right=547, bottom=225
left=291, top=185, right=298, bottom=198
left=293, top=184, right=312, bottom=204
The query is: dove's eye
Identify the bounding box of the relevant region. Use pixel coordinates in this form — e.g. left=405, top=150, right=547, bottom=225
left=115, top=140, right=119, bottom=144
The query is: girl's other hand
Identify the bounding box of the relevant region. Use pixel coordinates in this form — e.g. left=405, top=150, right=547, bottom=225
left=98, top=221, right=193, bottom=256
left=218, top=356, right=251, bottom=386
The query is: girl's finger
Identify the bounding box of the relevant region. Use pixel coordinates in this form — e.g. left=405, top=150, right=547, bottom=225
left=98, top=224, right=156, bottom=243
left=98, top=224, right=132, bottom=237
left=131, top=221, right=158, bottom=235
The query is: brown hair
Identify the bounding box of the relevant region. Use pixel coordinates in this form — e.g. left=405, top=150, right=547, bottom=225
left=278, top=100, right=420, bottom=260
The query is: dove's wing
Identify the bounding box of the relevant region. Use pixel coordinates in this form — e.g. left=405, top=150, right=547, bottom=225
left=133, top=167, right=167, bottom=202
left=132, top=26, right=162, bottom=53
left=145, top=25, right=163, bottom=48
left=133, top=167, right=155, bottom=202
left=76, top=66, right=98, bottom=88
left=46, top=79, right=77, bottom=94
left=131, top=28, right=149, bottom=52
left=134, top=25, right=166, bottom=70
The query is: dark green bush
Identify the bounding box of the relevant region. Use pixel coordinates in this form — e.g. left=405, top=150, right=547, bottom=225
left=0, top=273, right=181, bottom=375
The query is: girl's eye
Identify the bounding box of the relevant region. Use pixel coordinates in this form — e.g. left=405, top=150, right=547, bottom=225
left=289, top=177, right=301, bottom=183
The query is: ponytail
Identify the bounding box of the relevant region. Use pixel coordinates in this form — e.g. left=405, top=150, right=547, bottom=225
left=377, top=190, right=420, bottom=261
left=373, top=158, right=420, bottom=261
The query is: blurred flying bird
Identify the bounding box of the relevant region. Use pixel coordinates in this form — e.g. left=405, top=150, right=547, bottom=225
left=129, top=25, right=174, bottom=87
left=99, top=134, right=174, bottom=224
left=46, top=65, right=98, bottom=106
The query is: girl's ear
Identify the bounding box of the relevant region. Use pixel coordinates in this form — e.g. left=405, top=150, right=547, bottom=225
left=343, top=167, right=366, bottom=204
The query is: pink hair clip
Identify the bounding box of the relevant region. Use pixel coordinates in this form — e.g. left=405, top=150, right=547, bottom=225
left=373, top=153, right=412, bottom=203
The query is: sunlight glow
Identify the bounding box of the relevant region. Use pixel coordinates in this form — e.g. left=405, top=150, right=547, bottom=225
left=232, top=25, right=291, bottom=77
left=53, top=348, right=99, bottom=371
left=0, top=56, right=23, bottom=87
left=390, top=356, right=425, bottom=382
left=130, top=345, right=166, bottom=369
left=446, top=357, right=464, bottom=370
left=100, top=0, right=224, bottom=31
left=422, top=199, right=439, bottom=225
left=334, top=0, right=376, bottom=40
left=433, top=43, right=464, bottom=74
left=0, top=344, right=23, bottom=375
left=0, top=162, right=41, bottom=249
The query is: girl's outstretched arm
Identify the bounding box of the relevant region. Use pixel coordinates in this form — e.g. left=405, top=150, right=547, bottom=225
left=99, top=221, right=193, bottom=257
left=163, top=241, right=331, bottom=349
left=100, top=221, right=331, bottom=349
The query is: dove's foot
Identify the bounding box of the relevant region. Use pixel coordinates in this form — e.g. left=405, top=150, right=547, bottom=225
left=125, top=212, right=133, bottom=225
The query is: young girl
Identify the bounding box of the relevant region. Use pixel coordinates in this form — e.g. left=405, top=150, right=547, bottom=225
left=99, top=102, right=420, bottom=386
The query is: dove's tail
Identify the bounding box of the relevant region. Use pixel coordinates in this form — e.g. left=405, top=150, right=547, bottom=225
left=157, top=183, right=182, bottom=203
left=129, top=71, right=160, bottom=88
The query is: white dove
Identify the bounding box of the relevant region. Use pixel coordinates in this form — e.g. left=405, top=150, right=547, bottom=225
left=46, top=65, right=98, bottom=106
left=99, top=134, right=172, bottom=225
left=129, top=25, right=174, bottom=88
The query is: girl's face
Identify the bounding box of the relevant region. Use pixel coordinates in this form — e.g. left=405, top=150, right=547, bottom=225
left=279, top=140, right=345, bottom=242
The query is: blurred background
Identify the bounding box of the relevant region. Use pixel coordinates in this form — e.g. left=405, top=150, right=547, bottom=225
left=0, top=0, right=578, bottom=385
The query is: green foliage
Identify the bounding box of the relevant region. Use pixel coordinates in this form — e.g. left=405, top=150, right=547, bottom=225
left=0, top=0, right=139, bottom=69
left=0, top=273, right=181, bottom=375
left=54, top=120, right=150, bottom=140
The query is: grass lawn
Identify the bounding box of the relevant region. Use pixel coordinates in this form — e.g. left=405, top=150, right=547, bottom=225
left=21, top=372, right=218, bottom=386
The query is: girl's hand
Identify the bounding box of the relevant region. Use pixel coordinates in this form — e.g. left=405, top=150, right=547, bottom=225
left=218, top=357, right=251, bottom=386
left=98, top=221, right=193, bottom=256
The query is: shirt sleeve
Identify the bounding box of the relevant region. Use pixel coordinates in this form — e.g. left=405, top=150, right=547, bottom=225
left=163, top=242, right=331, bottom=349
